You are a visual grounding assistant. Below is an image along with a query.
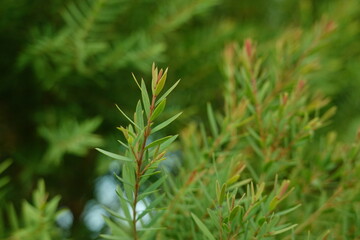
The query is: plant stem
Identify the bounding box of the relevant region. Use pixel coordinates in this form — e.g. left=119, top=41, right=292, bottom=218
left=132, top=93, right=157, bottom=240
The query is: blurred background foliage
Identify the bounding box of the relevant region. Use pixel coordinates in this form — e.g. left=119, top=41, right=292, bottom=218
left=0, top=0, right=359, bottom=238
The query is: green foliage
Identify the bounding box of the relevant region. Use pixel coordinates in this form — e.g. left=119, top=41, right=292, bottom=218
left=18, top=0, right=220, bottom=86
left=1, top=180, right=62, bottom=240
left=1, top=0, right=360, bottom=239
left=192, top=180, right=298, bottom=239
left=98, top=64, right=181, bottom=239
left=39, top=117, right=103, bottom=165
left=0, top=160, right=11, bottom=202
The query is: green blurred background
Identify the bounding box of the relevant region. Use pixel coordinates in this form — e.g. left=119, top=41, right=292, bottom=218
left=1, top=0, right=359, bottom=238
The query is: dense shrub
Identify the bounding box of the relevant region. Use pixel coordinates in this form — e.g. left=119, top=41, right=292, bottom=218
left=1, top=0, right=359, bottom=239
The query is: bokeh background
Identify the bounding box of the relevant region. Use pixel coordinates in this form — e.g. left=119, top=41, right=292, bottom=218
left=1, top=0, right=359, bottom=238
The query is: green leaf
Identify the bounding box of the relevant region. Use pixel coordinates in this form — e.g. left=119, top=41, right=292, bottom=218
left=96, top=148, right=132, bottom=162
left=191, top=213, right=216, bottom=240
left=269, top=224, right=298, bottom=235
left=145, top=135, right=174, bottom=150
left=150, top=98, right=166, bottom=121
left=131, top=72, right=141, bottom=90
left=274, top=204, right=302, bottom=217
left=247, top=136, right=264, bottom=159
left=116, top=189, right=132, bottom=221
left=22, top=201, right=38, bottom=225
left=45, top=195, right=61, bottom=216
left=102, top=217, right=130, bottom=239
left=115, top=189, right=132, bottom=205
left=157, top=135, right=178, bottom=153
left=114, top=173, right=134, bottom=187
left=134, top=100, right=144, bottom=131
left=141, top=79, right=151, bottom=117
left=247, top=127, right=261, bottom=142
left=138, top=227, right=166, bottom=232
left=116, top=104, right=140, bottom=130
left=103, top=205, right=130, bottom=222
left=117, top=140, right=129, bottom=149
left=123, top=164, right=135, bottom=202
left=7, top=203, right=19, bottom=231
left=207, top=208, right=220, bottom=229
left=132, top=127, right=145, bottom=147
left=216, top=181, right=227, bottom=204
left=140, top=170, right=162, bottom=185
left=229, top=205, right=241, bottom=221
left=207, top=103, right=219, bottom=137
left=33, top=179, right=46, bottom=209
left=156, top=79, right=180, bottom=105
left=0, top=159, right=11, bottom=174
left=139, top=175, right=167, bottom=202
left=152, top=112, right=182, bottom=133
left=151, top=63, right=158, bottom=95
left=39, top=117, right=103, bottom=164
left=137, top=194, right=165, bottom=220
left=138, top=190, right=159, bottom=202
left=0, top=176, right=10, bottom=189
left=155, top=67, right=168, bottom=96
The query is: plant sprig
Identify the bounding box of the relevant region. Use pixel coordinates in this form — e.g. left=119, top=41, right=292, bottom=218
left=97, top=63, right=181, bottom=240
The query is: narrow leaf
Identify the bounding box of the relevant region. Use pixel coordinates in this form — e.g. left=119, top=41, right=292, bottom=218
left=0, top=159, right=11, bottom=173
left=114, top=173, right=134, bottom=187
left=275, top=204, right=302, bottom=217
left=151, top=63, right=158, bottom=95
left=138, top=189, right=159, bottom=202
left=150, top=98, right=166, bottom=121
left=141, top=79, right=151, bottom=117
left=116, top=190, right=132, bottom=221
left=157, top=135, right=178, bottom=153
left=152, top=112, right=182, bottom=133
left=269, top=224, right=298, bottom=235
left=155, top=67, right=168, bottom=96
left=138, top=227, right=166, bottom=231
left=140, top=170, right=162, bottom=185
left=123, top=165, right=135, bottom=202
left=102, top=217, right=130, bottom=239
left=207, top=103, right=219, bottom=137
left=131, top=73, right=141, bottom=90
left=137, top=194, right=165, bottom=220
left=96, top=148, right=132, bottom=162
left=139, top=175, right=167, bottom=201
left=191, top=213, right=216, bottom=240
left=7, top=203, right=19, bottom=230
left=135, top=100, right=144, bottom=131
left=156, top=79, right=180, bottom=105
left=116, top=104, right=140, bottom=130
left=145, top=136, right=173, bottom=150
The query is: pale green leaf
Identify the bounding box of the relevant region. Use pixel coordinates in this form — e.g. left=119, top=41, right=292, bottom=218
left=191, top=213, right=216, bottom=240
left=152, top=112, right=182, bottom=133
left=145, top=135, right=174, bottom=150
left=135, top=100, right=144, bottom=131
left=116, top=104, right=140, bottom=130
left=141, top=79, right=151, bottom=117
left=156, top=79, right=180, bottom=105
left=96, top=148, right=132, bottom=162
